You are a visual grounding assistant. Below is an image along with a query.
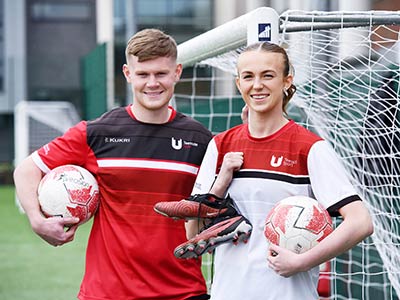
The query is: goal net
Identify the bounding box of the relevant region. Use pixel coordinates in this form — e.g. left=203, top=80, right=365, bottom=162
left=14, top=101, right=81, bottom=209
left=174, top=8, right=400, bottom=300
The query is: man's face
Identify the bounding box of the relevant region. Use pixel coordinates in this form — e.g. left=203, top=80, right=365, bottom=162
left=123, top=55, right=182, bottom=112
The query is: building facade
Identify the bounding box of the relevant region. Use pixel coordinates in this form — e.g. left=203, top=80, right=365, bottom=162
left=0, top=0, right=397, bottom=168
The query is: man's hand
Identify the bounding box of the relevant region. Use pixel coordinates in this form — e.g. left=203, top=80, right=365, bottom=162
left=31, top=216, right=80, bottom=247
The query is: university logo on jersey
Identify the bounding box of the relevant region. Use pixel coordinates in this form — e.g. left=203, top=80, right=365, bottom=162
left=270, top=155, right=298, bottom=168
left=258, top=23, right=272, bottom=41
left=171, top=137, right=183, bottom=150
left=270, top=155, right=283, bottom=167
left=171, top=137, right=199, bottom=150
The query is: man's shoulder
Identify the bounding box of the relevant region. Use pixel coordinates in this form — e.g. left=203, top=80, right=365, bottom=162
left=174, top=111, right=212, bottom=134
left=88, top=106, right=129, bottom=123
left=87, top=106, right=129, bottom=125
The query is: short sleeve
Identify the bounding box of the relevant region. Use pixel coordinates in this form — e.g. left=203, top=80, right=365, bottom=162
left=33, top=121, right=91, bottom=173
left=308, top=140, right=360, bottom=215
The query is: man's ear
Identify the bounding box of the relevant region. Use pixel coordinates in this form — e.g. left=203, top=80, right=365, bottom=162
left=122, top=64, right=131, bottom=82
left=175, top=63, right=183, bottom=82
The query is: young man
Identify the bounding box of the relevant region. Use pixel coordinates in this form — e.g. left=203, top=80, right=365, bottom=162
left=13, top=29, right=212, bottom=300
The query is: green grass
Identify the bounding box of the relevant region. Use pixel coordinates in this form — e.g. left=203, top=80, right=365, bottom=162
left=0, top=185, right=92, bottom=300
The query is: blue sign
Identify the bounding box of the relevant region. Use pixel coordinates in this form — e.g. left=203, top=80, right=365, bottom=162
left=258, top=23, right=271, bottom=41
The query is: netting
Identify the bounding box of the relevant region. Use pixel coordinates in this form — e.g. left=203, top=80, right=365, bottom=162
left=14, top=101, right=80, bottom=210
left=174, top=9, right=400, bottom=300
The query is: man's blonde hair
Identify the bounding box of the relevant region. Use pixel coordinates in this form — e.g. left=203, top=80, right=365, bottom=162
left=125, top=28, right=177, bottom=62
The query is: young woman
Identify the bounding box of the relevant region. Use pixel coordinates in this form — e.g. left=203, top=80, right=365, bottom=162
left=186, top=42, right=374, bottom=300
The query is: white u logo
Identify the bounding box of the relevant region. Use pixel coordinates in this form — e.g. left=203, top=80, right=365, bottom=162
left=171, top=137, right=182, bottom=150
left=270, top=155, right=283, bottom=167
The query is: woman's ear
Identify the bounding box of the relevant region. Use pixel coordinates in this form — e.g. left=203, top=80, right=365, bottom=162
left=235, top=76, right=242, bottom=93
left=284, top=74, right=293, bottom=90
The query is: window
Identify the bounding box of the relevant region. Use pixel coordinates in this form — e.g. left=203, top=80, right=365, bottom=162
left=31, top=2, right=91, bottom=21
left=136, top=0, right=212, bottom=38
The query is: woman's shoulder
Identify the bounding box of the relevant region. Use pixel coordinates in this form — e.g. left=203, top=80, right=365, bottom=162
left=289, top=121, right=323, bottom=144
left=214, top=123, right=246, bottom=140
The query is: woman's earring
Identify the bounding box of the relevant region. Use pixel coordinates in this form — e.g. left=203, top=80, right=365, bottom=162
left=283, top=89, right=288, bottom=97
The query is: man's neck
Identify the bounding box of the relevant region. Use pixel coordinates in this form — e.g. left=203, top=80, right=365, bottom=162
left=130, top=105, right=172, bottom=124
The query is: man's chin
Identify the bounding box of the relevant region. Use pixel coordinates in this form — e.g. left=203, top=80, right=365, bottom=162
left=144, top=101, right=169, bottom=110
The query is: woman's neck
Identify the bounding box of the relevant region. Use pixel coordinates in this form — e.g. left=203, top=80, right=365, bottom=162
left=247, top=112, right=289, bottom=138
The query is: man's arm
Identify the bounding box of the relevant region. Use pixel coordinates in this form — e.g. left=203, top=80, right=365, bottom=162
left=13, top=156, right=79, bottom=246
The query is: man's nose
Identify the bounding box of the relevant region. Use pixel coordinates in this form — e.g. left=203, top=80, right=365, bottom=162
left=146, top=74, right=159, bottom=87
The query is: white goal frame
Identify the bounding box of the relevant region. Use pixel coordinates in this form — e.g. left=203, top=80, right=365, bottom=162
left=177, top=8, right=400, bottom=67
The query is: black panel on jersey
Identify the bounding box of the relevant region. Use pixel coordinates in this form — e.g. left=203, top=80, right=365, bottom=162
left=233, top=170, right=311, bottom=185
left=86, top=107, right=212, bottom=165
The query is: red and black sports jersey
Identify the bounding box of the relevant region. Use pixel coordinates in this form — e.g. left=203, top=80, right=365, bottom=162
left=33, top=105, right=212, bottom=300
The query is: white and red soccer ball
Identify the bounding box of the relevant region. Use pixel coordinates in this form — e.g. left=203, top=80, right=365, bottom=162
left=264, top=195, right=333, bottom=254
left=38, top=165, right=100, bottom=225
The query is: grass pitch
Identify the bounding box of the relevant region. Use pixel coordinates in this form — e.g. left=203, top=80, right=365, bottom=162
left=0, top=185, right=92, bottom=300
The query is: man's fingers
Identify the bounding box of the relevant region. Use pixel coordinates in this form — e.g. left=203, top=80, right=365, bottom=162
left=61, top=217, right=80, bottom=226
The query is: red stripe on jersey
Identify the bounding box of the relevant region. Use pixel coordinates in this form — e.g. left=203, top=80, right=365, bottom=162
left=215, top=121, right=322, bottom=176
left=96, top=165, right=196, bottom=199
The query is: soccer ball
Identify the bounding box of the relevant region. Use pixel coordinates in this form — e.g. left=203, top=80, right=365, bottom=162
left=264, top=195, right=333, bottom=254
left=38, top=165, right=100, bottom=225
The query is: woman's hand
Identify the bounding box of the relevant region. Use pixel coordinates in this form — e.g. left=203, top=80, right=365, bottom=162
left=210, top=152, right=244, bottom=197
left=267, top=243, right=306, bottom=277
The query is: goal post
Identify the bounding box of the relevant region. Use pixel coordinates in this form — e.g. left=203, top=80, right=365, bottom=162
left=14, top=101, right=81, bottom=166
left=177, top=7, right=280, bottom=68
left=175, top=8, right=400, bottom=299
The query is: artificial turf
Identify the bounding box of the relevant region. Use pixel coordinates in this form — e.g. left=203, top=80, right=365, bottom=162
left=0, top=185, right=92, bottom=300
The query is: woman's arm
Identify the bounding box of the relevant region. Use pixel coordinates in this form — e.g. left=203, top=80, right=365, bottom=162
left=185, top=151, right=244, bottom=239
left=267, top=200, right=373, bottom=277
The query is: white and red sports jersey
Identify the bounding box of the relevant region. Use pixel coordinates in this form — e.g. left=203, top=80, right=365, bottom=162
left=192, top=120, right=361, bottom=300
left=32, top=105, right=212, bottom=300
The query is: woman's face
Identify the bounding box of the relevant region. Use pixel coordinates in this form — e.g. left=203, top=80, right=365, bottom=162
left=236, top=50, right=292, bottom=117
